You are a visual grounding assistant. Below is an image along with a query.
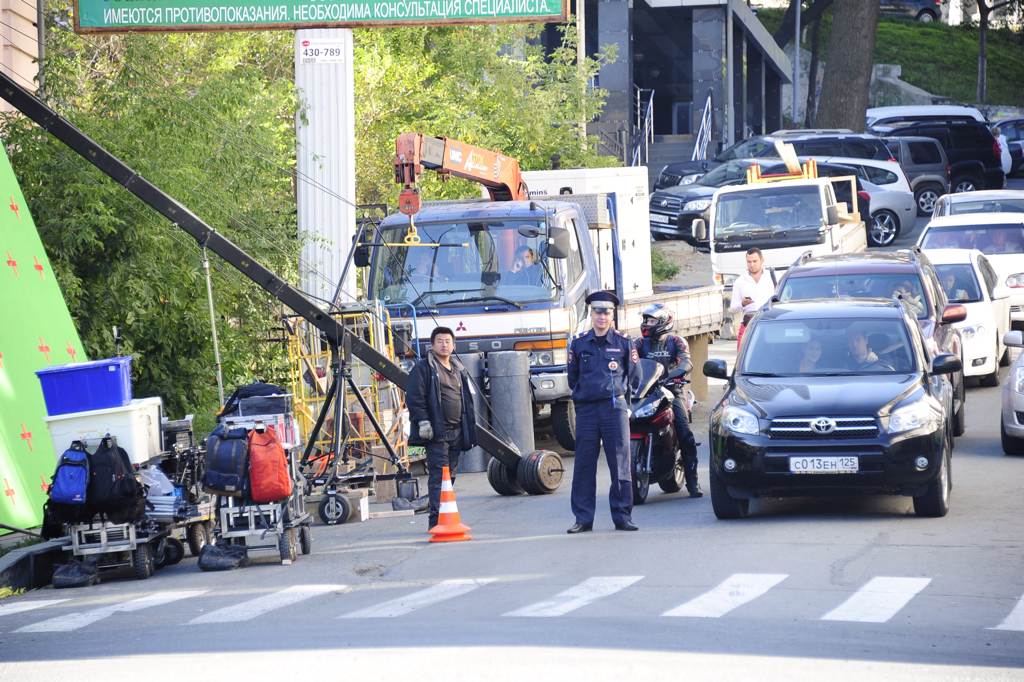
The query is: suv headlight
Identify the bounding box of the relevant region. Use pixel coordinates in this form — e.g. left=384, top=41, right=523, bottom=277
left=887, top=397, right=941, bottom=434
left=721, top=406, right=759, bottom=435
left=960, top=325, right=986, bottom=340
left=1006, top=273, right=1024, bottom=288
left=680, top=173, right=702, bottom=185
left=1015, top=368, right=1024, bottom=395
left=683, top=199, right=712, bottom=212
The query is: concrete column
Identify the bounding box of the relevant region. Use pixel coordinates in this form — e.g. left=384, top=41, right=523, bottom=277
left=692, top=7, right=726, bottom=147
left=488, top=352, right=535, bottom=457
left=765, top=70, right=783, bottom=133
left=689, top=334, right=710, bottom=403
left=596, top=0, right=633, bottom=150
left=734, top=22, right=746, bottom=141
left=747, top=48, right=765, bottom=136
left=458, top=352, right=489, bottom=473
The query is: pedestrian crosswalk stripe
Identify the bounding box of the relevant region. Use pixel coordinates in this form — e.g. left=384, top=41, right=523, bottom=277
left=14, top=591, right=208, bottom=633
left=821, top=577, right=931, bottom=623
left=504, top=576, right=643, bottom=618
left=989, top=593, right=1024, bottom=631
left=341, top=579, right=496, bottom=618
left=662, top=573, right=788, bottom=618
left=191, top=585, right=346, bottom=624
left=0, top=599, right=71, bottom=617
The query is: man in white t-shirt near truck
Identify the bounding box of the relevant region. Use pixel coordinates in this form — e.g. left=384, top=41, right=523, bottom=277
left=729, top=248, right=777, bottom=349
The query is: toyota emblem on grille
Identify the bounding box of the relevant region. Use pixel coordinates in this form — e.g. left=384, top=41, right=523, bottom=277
left=810, top=417, right=836, bottom=434
left=660, top=199, right=668, bottom=207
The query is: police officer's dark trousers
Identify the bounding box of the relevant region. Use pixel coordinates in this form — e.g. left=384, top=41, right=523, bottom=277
left=671, top=397, right=700, bottom=490
left=571, top=399, right=632, bottom=525
left=427, top=427, right=462, bottom=526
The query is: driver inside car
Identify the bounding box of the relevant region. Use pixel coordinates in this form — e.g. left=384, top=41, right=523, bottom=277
left=844, top=329, right=886, bottom=371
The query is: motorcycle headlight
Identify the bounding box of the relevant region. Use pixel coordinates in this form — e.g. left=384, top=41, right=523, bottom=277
left=634, top=402, right=659, bottom=419
left=887, top=397, right=941, bottom=434
left=1006, top=273, right=1024, bottom=288
left=1015, top=368, right=1024, bottom=395
left=683, top=199, right=712, bottom=212
left=960, top=325, right=986, bottom=340
left=721, top=406, right=759, bottom=435
left=680, top=173, right=702, bottom=185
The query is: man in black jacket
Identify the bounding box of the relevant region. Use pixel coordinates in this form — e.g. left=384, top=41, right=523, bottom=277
left=406, top=326, right=478, bottom=529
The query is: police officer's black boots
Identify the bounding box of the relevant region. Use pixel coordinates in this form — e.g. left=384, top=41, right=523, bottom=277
left=682, top=455, right=703, bottom=498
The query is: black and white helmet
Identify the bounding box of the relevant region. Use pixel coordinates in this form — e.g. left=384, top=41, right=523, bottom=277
left=640, top=303, right=674, bottom=338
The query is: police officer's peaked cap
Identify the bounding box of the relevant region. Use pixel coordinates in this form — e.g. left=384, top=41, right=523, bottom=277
left=586, top=291, right=620, bottom=310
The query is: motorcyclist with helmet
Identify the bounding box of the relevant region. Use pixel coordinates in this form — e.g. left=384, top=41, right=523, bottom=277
left=634, top=304, right=703, bottom=498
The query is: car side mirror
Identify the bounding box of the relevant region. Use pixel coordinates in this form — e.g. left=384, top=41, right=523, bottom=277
left=1004, top=330, right=1024, bottom=348
left=547, top=226, right=570, bottom=259
left=931, top=353, right=962, bottom=375
left=941, top=304, right=967, bottom=324
left=992, top=284, right=1011, bottom=300
left=703, top=359, right=728, bottom=380
left=826, top=205, right=839, bottom=225
left=692, top=218, right=707, bottom=242
left=354, top=245, right=371, bottom=268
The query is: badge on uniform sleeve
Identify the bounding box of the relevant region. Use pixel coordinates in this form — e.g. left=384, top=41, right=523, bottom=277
left=568, top=348, right=574, bottom=363
left=608, top=361, right=618, bottom=370
left=630, top=348, right=639, bottom=363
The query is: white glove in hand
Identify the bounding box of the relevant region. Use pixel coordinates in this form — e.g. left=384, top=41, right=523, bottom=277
left=418, top=420, right=434, bottom=441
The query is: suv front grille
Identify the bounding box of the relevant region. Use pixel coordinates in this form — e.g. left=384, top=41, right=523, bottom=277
left=659, top=173, right=683, bottom=187
left=769, top=416, right=878, bottom=438
left=651, top=194, right=682, bottom=211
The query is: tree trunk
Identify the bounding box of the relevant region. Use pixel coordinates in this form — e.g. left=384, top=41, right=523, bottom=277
left=804, top=17, right=822, bottom=127
left=976, top=1, right=989, bottom=102
left=814, top=0, right=879, bottom=133
left=773, top=0, right=836, bottom=47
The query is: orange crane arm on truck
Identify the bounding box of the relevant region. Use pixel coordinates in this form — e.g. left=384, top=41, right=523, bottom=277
left=393, top=133, right=529, bottom=216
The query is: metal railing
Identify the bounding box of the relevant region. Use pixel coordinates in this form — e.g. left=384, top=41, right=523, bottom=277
left=631, top=87, right=654, bottom=167
left=692, top=88, right=714, bottom=161
left=597, top=128, right=624, bottom=161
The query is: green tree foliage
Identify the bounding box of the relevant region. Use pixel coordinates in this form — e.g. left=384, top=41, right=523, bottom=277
left=1, top=23, right=300, bottom=419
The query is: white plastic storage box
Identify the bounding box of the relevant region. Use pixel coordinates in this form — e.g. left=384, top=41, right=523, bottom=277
left=42, top=397, right=163, bottom=465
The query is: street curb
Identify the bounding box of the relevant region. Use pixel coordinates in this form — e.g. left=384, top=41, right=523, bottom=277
left=0, top=538, right=69, bottom=592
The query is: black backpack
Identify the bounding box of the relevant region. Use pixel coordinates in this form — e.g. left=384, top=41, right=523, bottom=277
left=203, top=424, right=249, bottom=497
left=87, top=438, right=143, bottom=523
left=220, top=382, right=287, bottom=418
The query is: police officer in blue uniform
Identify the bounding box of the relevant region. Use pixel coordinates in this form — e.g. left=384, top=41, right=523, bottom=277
left=567, top=291, right=642, bottom=533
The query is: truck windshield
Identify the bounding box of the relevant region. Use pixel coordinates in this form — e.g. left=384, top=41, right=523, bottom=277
left=714, top=186, right=824, bottom=241
left=370, top=220, right=557, bottom=307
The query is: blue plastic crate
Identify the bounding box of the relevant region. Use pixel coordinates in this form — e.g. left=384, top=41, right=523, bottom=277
left=35, top=357, right=133, bottom=417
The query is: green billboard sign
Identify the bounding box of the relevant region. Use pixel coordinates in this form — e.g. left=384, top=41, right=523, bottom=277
left=73, top=0, right=567, bottom=32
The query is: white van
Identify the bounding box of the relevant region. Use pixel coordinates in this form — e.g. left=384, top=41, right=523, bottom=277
left=867, top=105, right=986, bottom=133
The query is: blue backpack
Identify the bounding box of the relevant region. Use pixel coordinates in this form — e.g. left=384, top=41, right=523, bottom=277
left=50, top=441, right=90, bottom=506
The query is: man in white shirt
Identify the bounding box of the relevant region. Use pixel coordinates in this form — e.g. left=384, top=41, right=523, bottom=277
left=729, top=248, right=777, bottom=349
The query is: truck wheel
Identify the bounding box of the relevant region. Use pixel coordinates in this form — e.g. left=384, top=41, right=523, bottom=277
left=630, top=441, right=650, bottom=505
left=913, top=442, right=950, bottom=517
left=1002, top=418, right=1024, bottom=456
left=186, top=522, right=210, bottom=557
left=709, top=462, right=748, bottom=520
left=914, top=184, right=942, bottom=216
left=487, top=457, right=524, bottom=496
left=551, top=401, right=576, bottom=451
left=133, top=543, right=155, bottom=580
left=317, top=494, right=351, bottom=525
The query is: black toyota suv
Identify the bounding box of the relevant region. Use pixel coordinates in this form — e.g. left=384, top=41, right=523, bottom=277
left=887, top=121, right=1006, bottom=192
left=703, top=299, right=961, bottom=519
left=773, top=249, right=967, bottom=436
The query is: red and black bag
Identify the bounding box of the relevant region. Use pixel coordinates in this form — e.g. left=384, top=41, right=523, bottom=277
left=247, top=425, right=292, bottom=503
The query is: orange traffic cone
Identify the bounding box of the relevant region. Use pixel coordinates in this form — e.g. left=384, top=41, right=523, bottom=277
left=428, top=466, right=471, bottom=543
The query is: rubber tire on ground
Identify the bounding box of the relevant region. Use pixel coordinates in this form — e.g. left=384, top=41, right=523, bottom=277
left=133, top=542, right=155, bottom=580
left=630, top=440, right=650, bottom=505
left=1002, top=418, right=1024, bottom=456
left=186, top=522, right=210, bottom=557
left=951, top=175, right=979, bottom=193
left=952, top=373, right=966, bottom=437
left=279, top=526, right=298, bottom=563
left=299, top=524, right=313, bottom=555
left=162, top=537, right=185, bottom=566
left=913, top=442, right=951, bottom=517
left=980, top=346, right=1001, bottom=387
left=658, top=460, right=686, bottom=493
left=517, top=450, right=564, bottom=495
left=709, top=462, right=749, bottom=520
left=868, top=209, right=900, bottom=247
left=551, top=401, right=576, bottom=452
left=916, top=9, right=936, bottom=20
left=1000, top=345, right=1011, bottom=367
left=153, top=538, right=169, bottom=569
left=487, top=457, right=525, bottom=496
left=317, top=494, right=351, bottom=525
left=914, top=184, right=942, bottom=217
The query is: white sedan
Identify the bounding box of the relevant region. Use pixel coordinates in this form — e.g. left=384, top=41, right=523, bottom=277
left=813, top=155, right=917, bottom=246
left=923, top=248, right=1012, bottom=386
left=1002, top=330, right=1024, bottom=456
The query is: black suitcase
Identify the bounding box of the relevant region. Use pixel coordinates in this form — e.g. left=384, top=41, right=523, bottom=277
left=203, top=424, right=249, bottom=497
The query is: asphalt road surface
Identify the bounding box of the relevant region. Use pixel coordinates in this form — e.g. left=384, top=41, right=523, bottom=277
left=2, top=345, right=1022, bottom=681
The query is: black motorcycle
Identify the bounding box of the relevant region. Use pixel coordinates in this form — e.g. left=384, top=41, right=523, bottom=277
left=629, top=360, right=688, bottom=504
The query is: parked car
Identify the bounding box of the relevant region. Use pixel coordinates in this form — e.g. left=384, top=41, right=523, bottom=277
left=887, top=121, right=1005, bottom=192
left=867, top=105, right=986, bottom=132
left=923, top=248, right=1011, bottom=386
left=930, top=189, right=1024, bottom=219
left=703, top=298, right=960, bottom=519
left=1001, top=330, right=1024, bottom=456
left=883, top=136, right=951, bottom=216
left=917, top=213, right=1024, bottom=331
left=878, top=0, right=943, bottom=21
left=649, top=159, right=871, bottom=246
left=654, top=132, right=892, bottom=190
left=811, top=156, right=917, bottom=245
left=992, top=117, right=1024, bottom=177
left=775, top=249, right=967, bottom=436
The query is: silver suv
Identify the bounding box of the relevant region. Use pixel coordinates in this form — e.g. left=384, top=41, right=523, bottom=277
left=884, top=136, right=950, bottom=217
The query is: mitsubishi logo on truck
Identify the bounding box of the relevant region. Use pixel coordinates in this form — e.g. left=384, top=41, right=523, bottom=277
left=456, top=321, right=467, bottom=331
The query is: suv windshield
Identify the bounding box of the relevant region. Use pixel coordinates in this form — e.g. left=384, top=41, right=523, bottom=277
left=714, top=186, right=823, bottom=240
left=697, top=160, right=755, bottom=187
left=371, top=220, right=557, bottom=307
left=780, top=273, right=930, bottom=319
left=741, top=318, right=916, bottom=375
left=718, top=138, right=773, bottom=161
left=921, top=225, right=1024, bottom=253
left=933, top=264, right=983, bottom=303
